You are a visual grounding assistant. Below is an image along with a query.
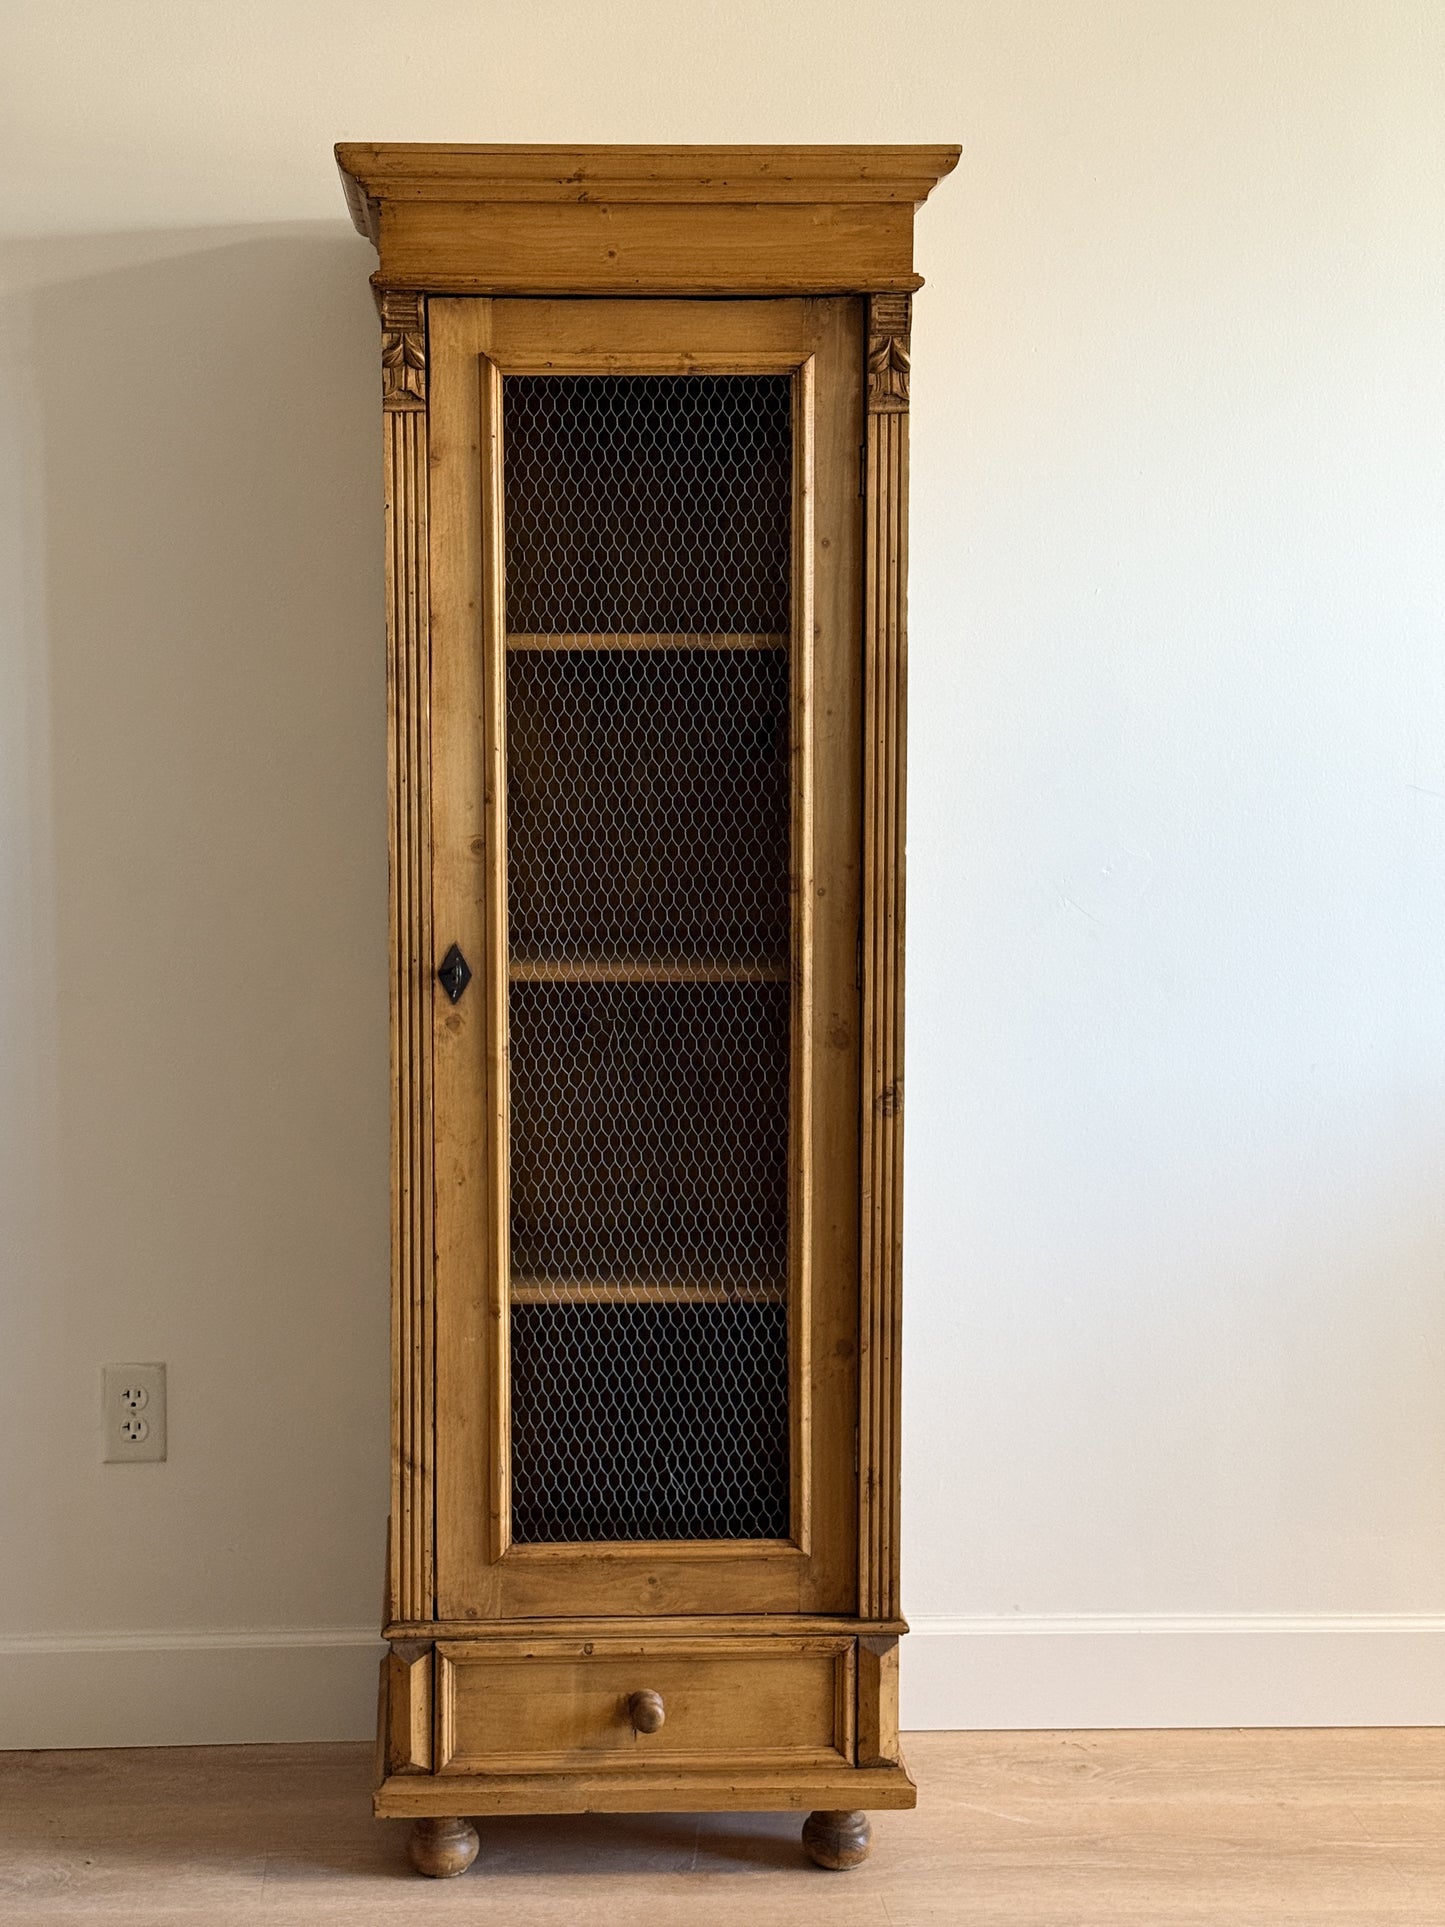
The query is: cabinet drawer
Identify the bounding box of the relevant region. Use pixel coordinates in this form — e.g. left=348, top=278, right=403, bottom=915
left=436, top=1637, right=855, bottom=1774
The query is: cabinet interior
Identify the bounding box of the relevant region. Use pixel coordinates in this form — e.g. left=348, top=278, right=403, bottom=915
left=502, top=370, right=796, bottom=1546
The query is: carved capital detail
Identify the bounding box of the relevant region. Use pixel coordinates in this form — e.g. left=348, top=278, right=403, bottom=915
left=379, top=290, right=426, bottom=410
left=866, top=293, right=911, bottom=413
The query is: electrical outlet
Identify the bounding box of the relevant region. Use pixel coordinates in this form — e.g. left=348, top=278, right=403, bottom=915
left=103, top=1363, right=167, bottom=1463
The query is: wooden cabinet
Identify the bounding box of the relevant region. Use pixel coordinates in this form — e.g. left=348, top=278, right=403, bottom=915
left=336, top=142, right=958, bottom=1879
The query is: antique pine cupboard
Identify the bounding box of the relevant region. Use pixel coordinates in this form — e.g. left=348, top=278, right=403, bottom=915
left=335, top=142, right=958, bottom=1879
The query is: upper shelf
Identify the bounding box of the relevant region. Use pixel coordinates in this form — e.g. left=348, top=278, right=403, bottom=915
left=334, top=143, right=961, bottom=299
left=507, top=632, right=786, bottom=652
left=509, top=956, right=788, bottom=984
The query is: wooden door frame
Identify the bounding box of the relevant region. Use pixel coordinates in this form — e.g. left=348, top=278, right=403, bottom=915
left=426, top=297, right=863, bottom=1620
left=858, top=292, right=911, bottom=1625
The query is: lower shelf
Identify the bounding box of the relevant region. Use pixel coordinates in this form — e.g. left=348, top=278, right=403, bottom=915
left=374, top=1759, right=917, bottom=1819
left=510, top=1278, right=787, bottom=1305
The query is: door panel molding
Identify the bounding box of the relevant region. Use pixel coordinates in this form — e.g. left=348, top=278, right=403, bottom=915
left=431, top=297, right=862, bottom=1620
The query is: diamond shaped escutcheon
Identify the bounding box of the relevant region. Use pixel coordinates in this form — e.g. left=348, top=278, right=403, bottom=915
left=437, top=943, right=472, bottom=1004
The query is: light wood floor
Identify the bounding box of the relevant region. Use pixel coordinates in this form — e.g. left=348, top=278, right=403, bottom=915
left=0, top=1730, right=1439, bottom=1924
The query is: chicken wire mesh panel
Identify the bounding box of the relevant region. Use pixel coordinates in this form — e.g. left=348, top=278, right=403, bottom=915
left=502, top=370, right=795, bottom=1545
left=511, top=1301, right=789, bottom=1543
left=503, top=374, right=792, bottom=636
left=507, top=646, right=791, bottom=966
left=509, top=979, right=791, bottom=1288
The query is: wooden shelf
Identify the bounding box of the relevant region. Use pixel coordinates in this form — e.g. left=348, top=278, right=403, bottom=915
left=509, top=955, right=788, bottom=984
left=511, top=1277, right=787, bottom=1306
left=507, top=632, right=786, bottom=651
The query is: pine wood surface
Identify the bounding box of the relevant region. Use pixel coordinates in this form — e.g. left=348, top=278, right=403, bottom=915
left=433, top=1636, right=855, bottom=1775
left=426, top=296, right=863, bottom=1624
left=857, top=1637, right=902, bottom=1769
left=802, top=1806, right=873, bottom=1870
left=336, top=143, right=963, bottom=212
left=335, top=144, right=960, bottom=296
left=374, top=200, right=920, bottom=297
left=406, top=1814, right=478, bottom=1877
left=380, top=290, right=433, bottom=1629
left=505, top=633, right=788, bottom=649
left=2, top=1730, right=1440, bottom=1923
left=375, top=1761, right=916, bottom=1821
left=363, top=144, right=955, bottom=1817
left=858, top=295, right=911, bottom=1624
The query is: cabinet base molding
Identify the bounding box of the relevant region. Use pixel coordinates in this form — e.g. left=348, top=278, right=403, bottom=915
left=376, top=1759, right=917, bottom=1820
left=384, top=1616, right=909, bottom=1642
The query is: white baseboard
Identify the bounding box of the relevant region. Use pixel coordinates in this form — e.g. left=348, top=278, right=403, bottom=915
left=901, top=1613, right=1445, bottom=1730
left=0, top=1628, right=382, bottom=1749
left=4, top=1615, right=1443, bottom=1749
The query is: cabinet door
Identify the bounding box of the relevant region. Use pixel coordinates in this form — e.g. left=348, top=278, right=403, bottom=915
left=430, top=298, right=861, bottom=1618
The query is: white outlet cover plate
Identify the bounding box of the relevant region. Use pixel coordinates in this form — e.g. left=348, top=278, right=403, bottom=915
left=102, top=1362, right=167, bottom=1463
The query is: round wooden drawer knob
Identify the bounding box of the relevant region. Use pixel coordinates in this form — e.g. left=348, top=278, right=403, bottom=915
left=628, top=1689, right=666, bottom=1735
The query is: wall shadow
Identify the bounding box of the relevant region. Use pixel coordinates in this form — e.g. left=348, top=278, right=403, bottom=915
left=3, top=224, right=391, bottom=1631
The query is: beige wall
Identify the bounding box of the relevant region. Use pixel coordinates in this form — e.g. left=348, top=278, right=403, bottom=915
left=3, top=1, right=1443, bottom=1742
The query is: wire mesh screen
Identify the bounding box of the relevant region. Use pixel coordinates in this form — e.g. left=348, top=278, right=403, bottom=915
left=507, top=647, right=791, bottom=964
left=509, top=979, right=790, bottom=1285
left=504, top=375, right=791, bottom=636
left=503, top=372, right=794, bottom=1544
left=511, top=1303, right=788, bottom=1542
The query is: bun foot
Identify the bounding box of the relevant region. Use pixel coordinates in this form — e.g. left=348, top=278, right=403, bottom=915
left=407, top=1815, right=479, bottom=1878
left=802, top=1808, right=872, bottom=1870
